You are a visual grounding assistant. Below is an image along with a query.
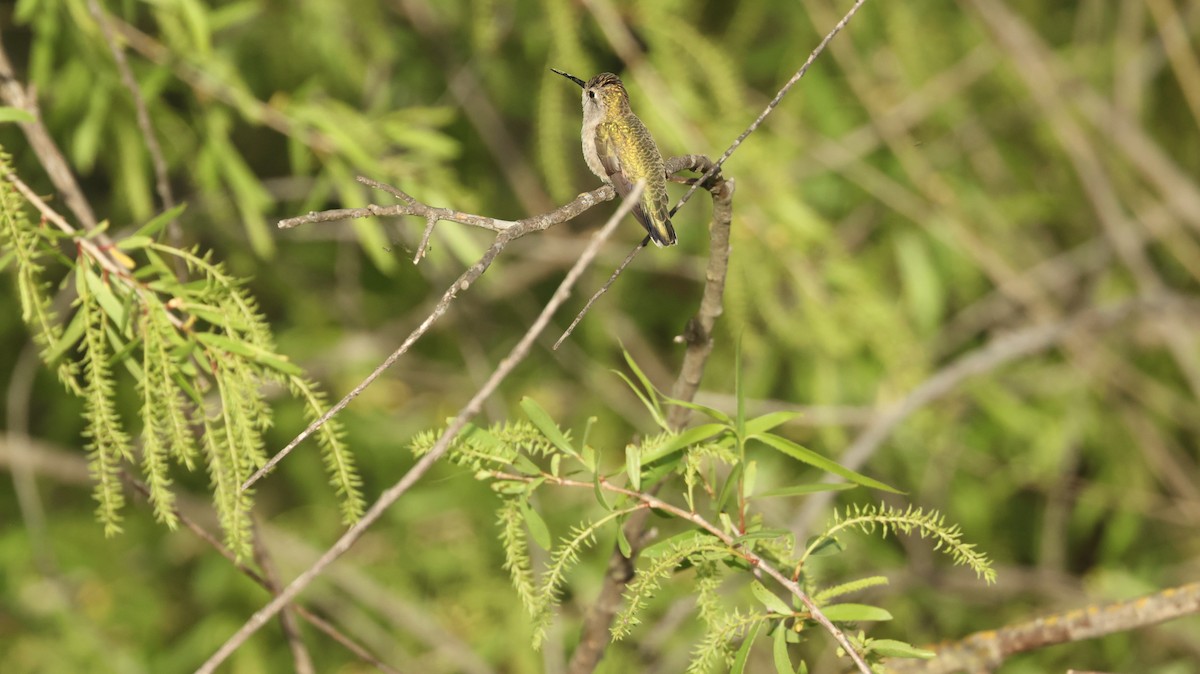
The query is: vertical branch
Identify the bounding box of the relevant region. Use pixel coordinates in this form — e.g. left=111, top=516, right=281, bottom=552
left=567, top=158, right=733, bottom=674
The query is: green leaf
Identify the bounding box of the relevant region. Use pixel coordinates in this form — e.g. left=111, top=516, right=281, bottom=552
left=744, top=460, right=757, bottom=498
left=82, top=267, right=128, bottom=328
left=592, top=471, right=610, bottom=511
left=734, top=337, right=746, bottom=439
left=866, top=639, right=935, bottom=659
left=750, top=581, right=793, bottom=615
left=520, top=397, right=577, bottom=458
left=44, top=306, right=87, bottom=363
left=754, top=483, right=858, bottom=499
left=806, top=535, right=845, bottom=558
left=519, top=500, right=552, bottom=550
left=715, top=462, right=743, bottom=514
left=622, top=347, right=661, bottom=409
left=819, top=603, right=893, bottom=622
left=752, top=433, right=900, bottom=493
left=659, top=394, right=733, bottom=425
left=773, top=622, right=794, bottom=674
left=0, top=106, right=36, bottom=124
left=641, top=529, right=711, bottom=558
left=642, top=423, right=727, bottom=465
left=131, top=203, right=188, bottom=240
left=731, top=620, right=763, bottom=674
left=735, top=528, right=791, bottom=544
left=624, top=444, right=641, bottom=491
left=511, top=453, right=541, bottom=476
left=616, top=525, right=632, bottom=558
left=744, top=411, right=802, bottom=436
left=192, top=331, right=303, bottom=376
left=612, top=369, right=669, bottom=430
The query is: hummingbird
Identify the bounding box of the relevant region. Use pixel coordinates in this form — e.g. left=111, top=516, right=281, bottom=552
left=551, top=69, right=676, bottom=246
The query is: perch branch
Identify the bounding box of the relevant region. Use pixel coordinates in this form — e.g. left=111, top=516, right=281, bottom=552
left=243, top=177, right=618, bottom=490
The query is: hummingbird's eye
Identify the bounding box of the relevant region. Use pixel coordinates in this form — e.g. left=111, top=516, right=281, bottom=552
left=587, top=91, right=595, bottom=99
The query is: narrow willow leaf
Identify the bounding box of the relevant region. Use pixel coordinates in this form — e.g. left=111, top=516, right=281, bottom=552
left=131, top=203, right=188, bottom=240
left=642, top=423, right=726, bottom=464
left=612, top=370, right=669, bottom=430
left=715, top=462, right=743, bottom=514
left=754, top=483, right=858, bottom=499
left=735, top=528, right=792, bottom=543
left=625, top=444, right=641, bottom=491
left=640, top=529, right=711, bottom=558
left=43, top=306, right=87, bottom=363
left=592, top=470, right=610, bottom=511
left=744, top=460, right=757, bottom=498
left=82, top=267, right=128, bottom=328
left=192, top=331, right=302, bottom=376
left=734, top=338, right=746, bottom=439
left=0, top=106, right=36, bottom=123
left=520, top=397, right=577, bottom=458
left=621, top=347, right=662, bottom=414
left=819, top=603, right=892, bottom=622
left=750, top=581, right=793, bottom=615
left=805, top=535, right=845, bottom=558
left=616, top=524, right=632, bottom=558
left=867, top=639, right=935, bottom=659
left=773, top=623, right=794, bottom=674
left=658, top=394, right=732, bottom=425
left=519, top=500, right=552, bottom=550
left=744, top=411, right=802, bottom=436
left=731, top=620, right=764, bottom=674
left=753, top=433, right=900, bottom=493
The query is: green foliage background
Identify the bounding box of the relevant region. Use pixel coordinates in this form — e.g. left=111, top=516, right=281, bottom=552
left=1, top=0, right=1198, bottom=672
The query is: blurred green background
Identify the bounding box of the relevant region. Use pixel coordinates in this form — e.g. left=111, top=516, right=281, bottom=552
left=1, top=0, right=1198, bottom=672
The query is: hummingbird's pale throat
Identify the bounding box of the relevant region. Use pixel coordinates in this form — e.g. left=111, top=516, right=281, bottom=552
left=551, top=68, right=676, bottom=247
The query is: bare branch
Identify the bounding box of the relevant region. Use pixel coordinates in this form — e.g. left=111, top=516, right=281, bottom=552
left=555, top=236, right=648, bottom=350
left=886, top=582, right=1200, bottom=673
left=200, top=185, right=645, bottom=673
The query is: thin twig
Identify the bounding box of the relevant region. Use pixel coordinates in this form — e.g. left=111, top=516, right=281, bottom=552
left=252, top=522, right=315, bottom=674
left=199, top=185, right=644, bottom=673
left=121, top=477, right=400, bottom=674
left=243, top=178, right=617, bottom=491
left=492, top=470, right=873, bottom=674
left=554, top=236, right=648, bottom=350
left=668, top=0, right=870, bottom=219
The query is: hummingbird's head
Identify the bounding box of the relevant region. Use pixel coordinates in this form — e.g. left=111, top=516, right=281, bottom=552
left=551, top=69, right=630, bottom=117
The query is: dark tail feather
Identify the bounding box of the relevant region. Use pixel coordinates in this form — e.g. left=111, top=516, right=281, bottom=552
left=632, top=204, right=676, bottom=247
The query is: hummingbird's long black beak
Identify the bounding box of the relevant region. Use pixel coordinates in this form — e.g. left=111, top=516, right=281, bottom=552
left=550, top=68, right=586, bottom=88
